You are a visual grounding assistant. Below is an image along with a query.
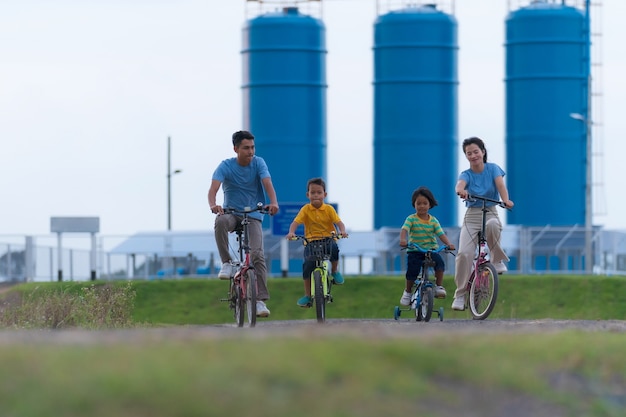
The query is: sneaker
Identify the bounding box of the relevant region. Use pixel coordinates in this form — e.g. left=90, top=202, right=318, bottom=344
left=297, top=295, right=312, bottom=308
left=256, top=301, right=270, bottom=317
left=400, top=290, right=412, bottom=306
left=218, top=262, right=233, bottom=280
left=435, top=285, right=447, bottom=299
left=451, top=295, right=465, bottom=311
left=332, top=271, right=344, bottom=285
left=495, top=261, right=507, bottom=274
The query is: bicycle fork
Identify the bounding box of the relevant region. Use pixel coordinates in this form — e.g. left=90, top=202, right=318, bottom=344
left=311, top=264, right=333, bottom=302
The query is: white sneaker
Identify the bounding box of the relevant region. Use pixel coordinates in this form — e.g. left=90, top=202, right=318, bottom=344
left=256, top=301, right=270, bottom=317
left=435, top=285, right=447, bottom=299
left=400, top=290, right=412, bottom=306
left=495, top=261, right=507, bottom=274
left=452, top=295, right=465, bottom=311
left=218, top=262, right=233, bottom=280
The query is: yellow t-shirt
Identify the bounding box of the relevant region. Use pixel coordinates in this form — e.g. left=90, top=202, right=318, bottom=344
left=294, top=203, right=341, bottom=240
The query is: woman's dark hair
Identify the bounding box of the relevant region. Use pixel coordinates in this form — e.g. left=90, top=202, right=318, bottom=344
left=462, top=136, right=488, bottom=163
left=232, top=130, right=255, bottom=147
left=411, top=186, right=438, bottom=208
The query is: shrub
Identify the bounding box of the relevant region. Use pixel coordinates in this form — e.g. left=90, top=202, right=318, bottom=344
left=0, top=282, right=136, bottom=329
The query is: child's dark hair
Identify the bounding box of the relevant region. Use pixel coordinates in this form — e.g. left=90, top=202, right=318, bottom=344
left=411, top=186, right=438, bottom=208
left=462, top=136, right=488, bottom=163
left=232, top=130, right=255, bottom=147
left=307, top=177, right=326, bottom=191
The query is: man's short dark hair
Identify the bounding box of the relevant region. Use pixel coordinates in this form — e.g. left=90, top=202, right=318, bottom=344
left=232, top=130, right=255, bottom=147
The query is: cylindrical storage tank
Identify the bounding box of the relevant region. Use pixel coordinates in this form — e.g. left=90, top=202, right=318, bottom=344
left=242, top=7, right=327, bottom=206
left=373, top=5, right=458, bottom=229
left=505, top=2, right=589, bottom=226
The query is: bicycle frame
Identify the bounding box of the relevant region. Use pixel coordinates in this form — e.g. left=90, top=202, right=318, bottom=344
left=394, top=243, right=449, bottom=322
left=464, top=194, right=507, bottom=320
left=220, top=203, right=267, bottom=327
left=290, top=235, right=341, bottom=323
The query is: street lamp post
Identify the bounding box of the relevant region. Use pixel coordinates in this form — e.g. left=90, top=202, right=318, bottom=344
left=570, top=113, right=592, bottom=273
left=167, top=136, right=182, bottom=231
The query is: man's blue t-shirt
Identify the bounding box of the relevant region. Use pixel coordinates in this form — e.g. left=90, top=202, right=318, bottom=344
left=212, top=156, right=270, bottom=221
left=459, top=162, right=505, bottom=208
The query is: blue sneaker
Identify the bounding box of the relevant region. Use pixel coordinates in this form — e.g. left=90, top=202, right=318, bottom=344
left=332, top=272, right=344, bottom=285
left=297, top=295, right=312, bottom=307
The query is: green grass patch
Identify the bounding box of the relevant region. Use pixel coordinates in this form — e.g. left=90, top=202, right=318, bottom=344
left=3, top=274, right=626, bottom=326
left=0, top=331, right=625, bottom=417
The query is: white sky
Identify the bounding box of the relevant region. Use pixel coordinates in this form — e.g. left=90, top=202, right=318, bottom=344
left=0, top=0, right=624, bottom=237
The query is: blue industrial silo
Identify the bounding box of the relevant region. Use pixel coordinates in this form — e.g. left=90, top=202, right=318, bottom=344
left=242, top=6, right=327, bottom=207
left=505, top=1, right=590, bottom=226
left=373, top=4, right=458, bottom=229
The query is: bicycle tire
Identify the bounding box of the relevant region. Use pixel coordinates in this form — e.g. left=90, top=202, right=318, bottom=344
left=416, top=286, right=434, bottom=322
left=245, top=269, right=257, bottom=327
left=233, top=282, right=244, bottom=328
left=312, top=269, right=326, bottom=323
left=469, top=262, right=499, bottom=320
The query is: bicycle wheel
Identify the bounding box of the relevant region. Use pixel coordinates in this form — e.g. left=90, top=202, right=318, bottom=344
left=312, top=269, right=326, bottom=323
left=245, top=269, right=257, bottom=327
left=416, top=286, right=434, bottom=322
left=233, top=281, right=244, bottom=328
left=469, top=262, right=499, bottom=320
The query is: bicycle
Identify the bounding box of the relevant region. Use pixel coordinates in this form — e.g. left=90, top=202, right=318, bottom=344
left=289, top=234, right=344, bottom=323
left=461, top=194, right=509, bottom=320
left=219, top=203, right=268, bottom=327
left=394, top=244, right=453, bottom=322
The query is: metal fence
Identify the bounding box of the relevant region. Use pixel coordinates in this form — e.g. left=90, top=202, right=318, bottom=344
left=2, top=225, right=626, bottom=283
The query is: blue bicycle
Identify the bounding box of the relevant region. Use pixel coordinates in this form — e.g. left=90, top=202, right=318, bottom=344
left=394, top=244, right=453, bottom=322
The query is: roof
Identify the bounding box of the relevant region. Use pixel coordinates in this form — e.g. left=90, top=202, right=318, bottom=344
left=109, top=231, right=220, bottom=259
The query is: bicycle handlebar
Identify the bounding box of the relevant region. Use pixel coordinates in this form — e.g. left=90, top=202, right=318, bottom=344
left=466, top=194, right=510, bottom=210
left=222, top=203, right=270, bottom=215
left=288, top=234, right=345, bottom=244
left=401, top=243, right=453, bottom=253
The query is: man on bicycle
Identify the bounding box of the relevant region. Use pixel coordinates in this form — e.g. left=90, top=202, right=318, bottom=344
left=208, top=130, right=279, bottom=318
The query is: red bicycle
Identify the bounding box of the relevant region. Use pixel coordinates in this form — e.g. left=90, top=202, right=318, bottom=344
left=219, top=203, right=268, bottom=327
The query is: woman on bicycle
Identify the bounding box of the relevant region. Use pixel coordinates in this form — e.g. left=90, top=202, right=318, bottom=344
left=285, top=177, right=348, bottom=307
left=399, top=186, right=455, bottom=306
left=452, top=137, right=514, bottom=311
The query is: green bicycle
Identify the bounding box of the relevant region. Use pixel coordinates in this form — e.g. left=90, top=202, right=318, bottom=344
left=290, top=235, right=343, bottom=323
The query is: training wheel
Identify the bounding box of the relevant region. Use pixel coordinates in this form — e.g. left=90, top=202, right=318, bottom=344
left=393, top=306, right=401, bottom=320
left=438, top=307, right=444, bottom=321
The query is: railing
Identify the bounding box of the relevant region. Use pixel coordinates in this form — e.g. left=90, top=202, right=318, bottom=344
left=2, top=225, right=626, bottom=282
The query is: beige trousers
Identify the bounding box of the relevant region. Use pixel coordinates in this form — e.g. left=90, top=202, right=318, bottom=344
left=454, top=206, right=509, bottom=299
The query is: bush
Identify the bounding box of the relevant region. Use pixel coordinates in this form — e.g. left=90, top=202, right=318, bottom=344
left=0, top=282, right=136, bottom=329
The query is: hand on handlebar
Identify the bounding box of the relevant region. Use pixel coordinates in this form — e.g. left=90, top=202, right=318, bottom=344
left=266, top=203, right=279, bottom=216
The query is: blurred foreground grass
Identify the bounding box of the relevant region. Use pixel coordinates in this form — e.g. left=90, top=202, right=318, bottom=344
left=0, top=329, right=625, bottom=417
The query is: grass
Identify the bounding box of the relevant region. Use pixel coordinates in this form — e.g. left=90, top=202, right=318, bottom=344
left=1, top=275, right=626, bottom=416
left=132, top=274, right=626, bottom=324
left=0, top=330, right=625, bottom=416
left=3, top=274, right=626, bottom=326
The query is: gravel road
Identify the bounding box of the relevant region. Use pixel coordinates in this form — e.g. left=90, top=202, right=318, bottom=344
left=1, top=318, right=625, bottom=345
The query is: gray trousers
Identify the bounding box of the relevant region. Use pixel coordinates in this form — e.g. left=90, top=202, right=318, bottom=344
left=454, top=206, right=509, bottom=299
left=214, top=214, right=269, bottom=300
